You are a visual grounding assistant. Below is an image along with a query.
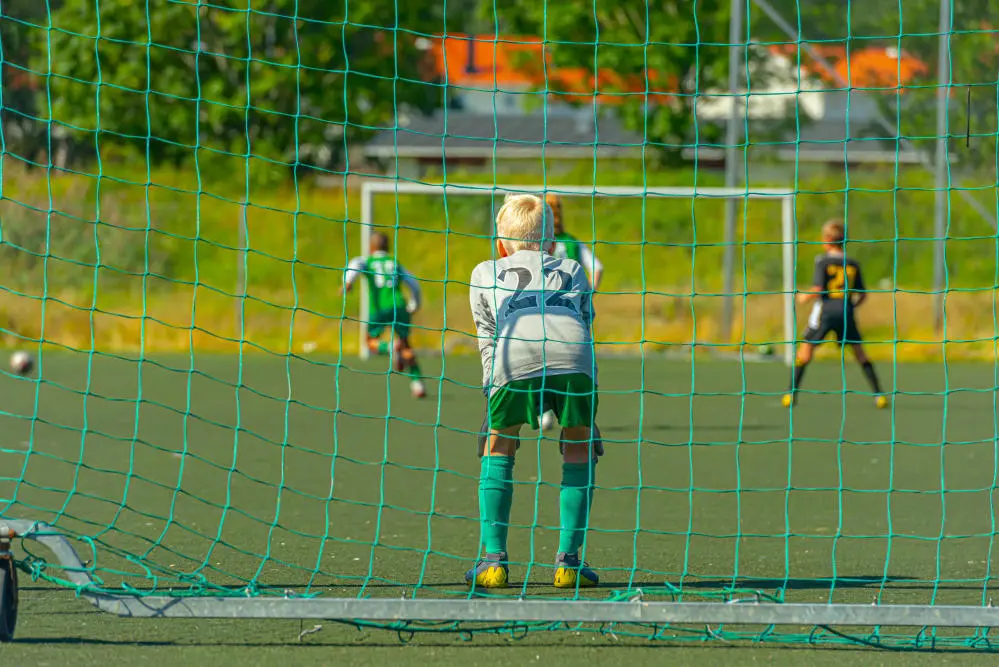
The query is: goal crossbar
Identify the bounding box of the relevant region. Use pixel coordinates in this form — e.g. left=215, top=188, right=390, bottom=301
left=358, top=180, right=797, bottom=364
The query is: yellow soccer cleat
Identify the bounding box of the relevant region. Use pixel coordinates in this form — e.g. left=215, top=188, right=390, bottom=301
left=875, top=395, right=890, bottom=410
left=781, top=393, right=796, bottom=408
left=465, top=554, right=509, bottom=589
left=553, top=552, right=599, bottom=589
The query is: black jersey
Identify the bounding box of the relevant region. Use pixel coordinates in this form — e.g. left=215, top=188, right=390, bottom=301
left=811, top=252, right=865, bottom=313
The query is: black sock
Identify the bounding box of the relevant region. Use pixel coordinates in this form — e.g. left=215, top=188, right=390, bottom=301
left=861, top=361, right=883, bottom=394
left=790, top=362, right=808, bottom=393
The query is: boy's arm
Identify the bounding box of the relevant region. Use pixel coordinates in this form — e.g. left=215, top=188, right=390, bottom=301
left=469, top=265, right=497, bottom=344
left=573, top=264, right=596, bottom=330
left=399, top=267, right=422, bottom=313
left=339, top=257, right=366, bottom=296
left=797, top=257, right=825, bottom=305
left=578, top=244, right=604, bottom=291
left=851, top=264, right=867, bottom=308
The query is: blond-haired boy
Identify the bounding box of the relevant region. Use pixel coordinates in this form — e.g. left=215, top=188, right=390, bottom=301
left=466, top=194, right=600, bottom=589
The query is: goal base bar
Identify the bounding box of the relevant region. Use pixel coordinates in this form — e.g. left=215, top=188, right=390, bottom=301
left=87, top=596, right=999, bottom=627
left=7, top=519, right=999, bottom=628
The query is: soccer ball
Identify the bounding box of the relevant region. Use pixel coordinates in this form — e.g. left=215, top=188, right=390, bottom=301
left=9, top=351, right=34, bottom=376
left=758, top=344, right=775, bottom=357
left=540, top=410, right=556, bottom=432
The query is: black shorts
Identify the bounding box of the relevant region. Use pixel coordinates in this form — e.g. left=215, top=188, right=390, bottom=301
left=803, top=306, right=862, bottom=345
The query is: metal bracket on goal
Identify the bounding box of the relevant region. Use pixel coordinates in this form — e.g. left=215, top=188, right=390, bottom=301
left=358, top=181, right=799, bottom=366
left=4, top=518, right=999, bottom=632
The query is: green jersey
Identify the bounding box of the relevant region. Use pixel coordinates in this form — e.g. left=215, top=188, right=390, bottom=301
left=345, top=251, right=421, bottom=314
left=552, top=232, right=603, bottom=287
left=554, top=232, right=582, bottom=263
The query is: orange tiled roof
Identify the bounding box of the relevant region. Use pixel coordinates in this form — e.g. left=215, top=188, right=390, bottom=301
left=429, top=34, right=675, bottom=103
left=767, top=43, right=928, bottom=89
left=429, top=34, right=929, bottom=96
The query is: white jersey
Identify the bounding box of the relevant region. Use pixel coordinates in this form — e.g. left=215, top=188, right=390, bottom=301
left=552, top=240, right=603, bottom=286
left=469, top=250, right=595, bottom=393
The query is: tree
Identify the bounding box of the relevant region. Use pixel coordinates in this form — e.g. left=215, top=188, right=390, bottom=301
left=2, top=0, right=65, bottom=163
left=880, top=0, right=999, bottom=171
left=753, top=0, right=999, bottom=171
left=29, top=1, right=459, bottom=170
left=494, top=0, right=739, bottom=164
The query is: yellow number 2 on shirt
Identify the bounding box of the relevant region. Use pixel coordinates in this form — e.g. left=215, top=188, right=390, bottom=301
left=826, top=265, right=856, bottom=299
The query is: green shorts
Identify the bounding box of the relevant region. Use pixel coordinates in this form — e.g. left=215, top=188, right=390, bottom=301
left=477, top=372, right=602, bottom=458
left=367, top=308, right=411, bottom=340
left=488, top=372, right=597, bottom=431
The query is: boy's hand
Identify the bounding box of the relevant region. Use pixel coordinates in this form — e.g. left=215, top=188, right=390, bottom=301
left=796, top=287, right=820, bottom=305
left=406, top=300, right=419, bottom=314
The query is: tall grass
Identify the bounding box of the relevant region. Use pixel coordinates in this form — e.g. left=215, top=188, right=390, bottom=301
left=1, top=157, right=996, bottom=360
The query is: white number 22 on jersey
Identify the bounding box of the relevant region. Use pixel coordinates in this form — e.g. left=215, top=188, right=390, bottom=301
left=496, top=266, right=576, bottom=314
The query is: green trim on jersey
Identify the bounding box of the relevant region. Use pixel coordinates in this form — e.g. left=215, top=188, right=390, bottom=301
left=555, top=232, right=582, bottom=264
left=363, top=253, right=408, bottom=313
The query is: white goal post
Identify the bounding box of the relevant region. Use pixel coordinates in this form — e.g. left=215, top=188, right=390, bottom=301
left=358, top=181, right=797, bottom=364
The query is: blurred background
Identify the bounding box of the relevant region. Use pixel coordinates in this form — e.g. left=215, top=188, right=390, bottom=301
left=0, top=0, right=996, bottom=359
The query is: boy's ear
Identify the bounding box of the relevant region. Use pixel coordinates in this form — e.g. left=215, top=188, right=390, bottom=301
left=495, top=238, right=509, bottom=258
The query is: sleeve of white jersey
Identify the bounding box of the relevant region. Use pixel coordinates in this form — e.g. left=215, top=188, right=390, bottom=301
left=399, top=266, right=422, bottom=311
left=343, top=256, right=367, bottom=289
left=469, top=263, right=497, bottom=348
left=577, top=243, right=603, bottom=282
left=574, top=263, right=595, bottom=329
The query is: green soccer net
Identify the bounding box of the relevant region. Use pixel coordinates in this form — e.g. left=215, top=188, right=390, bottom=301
left=2, top=0, right=999, bottom=650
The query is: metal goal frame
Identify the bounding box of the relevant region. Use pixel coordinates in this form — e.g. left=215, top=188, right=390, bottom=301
left=358, top=180, right=798, bottom=364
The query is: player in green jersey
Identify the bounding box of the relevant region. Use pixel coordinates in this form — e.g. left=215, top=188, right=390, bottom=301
left=502, top=193, right=604, bottom=430
left=542, top=193, right=603, bottom=431
left=545, top=194, right=603, bottom=291
left=340, top=231, right=426, bottom=398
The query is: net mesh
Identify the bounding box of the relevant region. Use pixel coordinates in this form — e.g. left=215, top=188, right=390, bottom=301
left=1, top=0, right=999, bottom=651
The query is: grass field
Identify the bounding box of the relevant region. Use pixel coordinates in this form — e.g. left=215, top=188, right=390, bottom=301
left=2, top=352, right=999, bottom=664
left=5, top=161, right=999, bottom=358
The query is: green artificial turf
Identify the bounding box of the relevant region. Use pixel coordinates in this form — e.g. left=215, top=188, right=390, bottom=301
left=1, top=352, right=998, bottom=662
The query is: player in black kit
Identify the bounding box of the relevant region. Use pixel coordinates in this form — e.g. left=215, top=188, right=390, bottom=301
left=783, top=220, right=888, bottom=409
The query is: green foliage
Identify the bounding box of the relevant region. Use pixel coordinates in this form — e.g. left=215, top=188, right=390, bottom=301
left=754, top=0, right=999, bottom=170
left=29, top=1, right=454, bottom=170
left=3, top=161, right=997, bottom=296
left=1, top=0, right=62, bottom=159
left=1, top=161, right=997, bottom=353
left=495, top=0, right=735, bottom=164
left=0, top=176, right=174, bottom=291
left=883, top=1, right=998, bottom=171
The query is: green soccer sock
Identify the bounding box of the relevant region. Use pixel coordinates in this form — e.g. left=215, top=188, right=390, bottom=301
left=376, top=341, right=390, bottom=356
left=558, top=461, right=596, bottom=555
left=406, top=359, right=422, bottom=379
left=478, top=455, right=515, bottom=555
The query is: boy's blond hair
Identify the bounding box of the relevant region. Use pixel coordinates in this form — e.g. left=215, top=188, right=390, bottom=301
left=822, top=219, right=846, bottom=246
left=496, top=194, right=554, bottom=253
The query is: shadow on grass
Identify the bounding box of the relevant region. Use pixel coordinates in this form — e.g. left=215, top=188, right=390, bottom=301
left=160, top=575, right=930, bottom=594
left=9, top=631, right=999, bottom=654
left=31, top=573, right=975, bottom=598
left=678, top=575, right=917, bottom=591
left=673, top=575, right=997, bottom=593
left=600, top=423, right=778, bottom=433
